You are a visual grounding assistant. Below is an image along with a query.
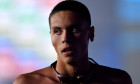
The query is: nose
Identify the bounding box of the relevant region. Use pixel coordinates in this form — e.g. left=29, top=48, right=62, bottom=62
left=62, top=30, right=72, bottom=43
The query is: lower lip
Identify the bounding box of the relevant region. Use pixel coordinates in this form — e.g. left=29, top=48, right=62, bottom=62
left=63, top=51, right=74, bottom=56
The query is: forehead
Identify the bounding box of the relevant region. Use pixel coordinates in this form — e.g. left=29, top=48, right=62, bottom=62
left=50, top=11, right=87, bottom=28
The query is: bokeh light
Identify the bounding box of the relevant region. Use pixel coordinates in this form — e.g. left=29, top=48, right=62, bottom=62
left=0, top=0, right=139, bottom=84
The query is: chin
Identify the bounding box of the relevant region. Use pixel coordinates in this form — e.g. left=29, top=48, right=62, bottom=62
left=65, top=56, right=78, bottom=65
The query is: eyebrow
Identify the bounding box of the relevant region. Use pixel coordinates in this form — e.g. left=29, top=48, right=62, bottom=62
left=52, top=26, right=61, bottom=30
left=51, top=24, right=79, bottom=30
left=69, top=24, right=79, bottom=28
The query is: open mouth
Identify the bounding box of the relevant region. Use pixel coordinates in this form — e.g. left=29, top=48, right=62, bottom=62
left=62, top=47, right=74, bottom=55
left=62, top=48, right=73, bottom=52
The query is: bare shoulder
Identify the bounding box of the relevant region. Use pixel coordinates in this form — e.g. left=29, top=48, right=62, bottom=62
left=13, top=73, right=41, bottom=84
left=108, top=67, right=132, bottom=84
left=94, top=64, right=133, bottom=84
left=13, top=66, right=58, bottom=84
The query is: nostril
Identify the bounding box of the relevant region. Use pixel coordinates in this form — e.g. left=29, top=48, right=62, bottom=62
left=62, top=30, right=75, bottom=44
left=62, top=38, right=72, bottom=44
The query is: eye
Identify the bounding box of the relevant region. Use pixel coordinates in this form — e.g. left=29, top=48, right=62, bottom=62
left=73, top=28, right=81, bottom=33
left=53, top=28, right=62, bottom=35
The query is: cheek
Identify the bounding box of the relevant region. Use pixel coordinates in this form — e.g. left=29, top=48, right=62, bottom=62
left=51, top=35, right=60, bottom=51
left=79, top=32, right=89, bottom=42
left=79, top=34, right=89, bottom=47
left=51, top=36, right=57, bottom=46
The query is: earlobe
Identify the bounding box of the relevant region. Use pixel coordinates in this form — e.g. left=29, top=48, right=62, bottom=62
left=89, top=26, right=94, bottom=42
left=50, top=31, right=51, bottom=34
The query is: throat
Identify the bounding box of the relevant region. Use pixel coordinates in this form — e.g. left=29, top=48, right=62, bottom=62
left=56, top=61, right=90, bottom=77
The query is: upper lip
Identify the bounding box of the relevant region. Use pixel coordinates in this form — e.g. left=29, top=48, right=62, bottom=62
left=62, top=47, right=74, bottom=52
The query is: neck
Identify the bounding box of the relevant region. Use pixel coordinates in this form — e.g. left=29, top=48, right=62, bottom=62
left=56, top=57, right=89, bottom=77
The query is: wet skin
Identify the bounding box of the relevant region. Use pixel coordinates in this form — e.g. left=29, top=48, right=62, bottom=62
left=50, top=11, right=93, bottom=65
left=13, top=11, right=132, bottom=84
left=49, top=11, right=94, bottom=77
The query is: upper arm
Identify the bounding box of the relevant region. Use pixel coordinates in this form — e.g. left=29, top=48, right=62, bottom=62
left=13, top=74, right=40, bottom=84
left=111, top=70, right=133, bottom=84
left=13, top=74, right=29, bottom=84
left=121, top=70, right=132, bottom=84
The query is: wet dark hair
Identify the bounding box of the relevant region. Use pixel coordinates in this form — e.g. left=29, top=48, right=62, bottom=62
left=49, top=0, right=91, bottom=26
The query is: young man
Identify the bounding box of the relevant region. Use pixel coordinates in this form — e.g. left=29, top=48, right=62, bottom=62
left=14, top=0, right=132, bottom=84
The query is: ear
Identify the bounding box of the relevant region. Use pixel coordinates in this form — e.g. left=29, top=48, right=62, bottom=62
left=89, top=26, right=94, bottom=42
left=49, top=29, right=52, bottom=35
left=50, top=31, right=51, bottom=34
